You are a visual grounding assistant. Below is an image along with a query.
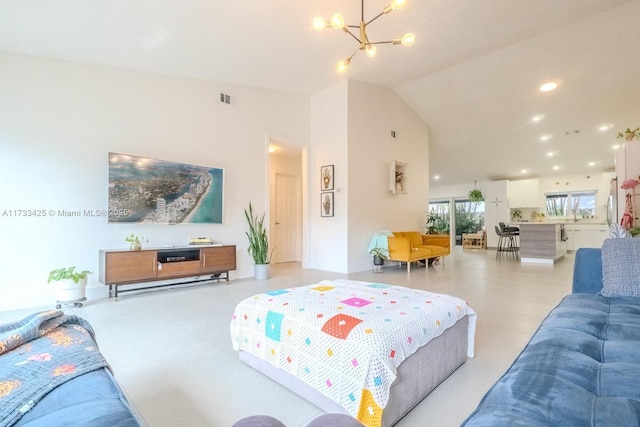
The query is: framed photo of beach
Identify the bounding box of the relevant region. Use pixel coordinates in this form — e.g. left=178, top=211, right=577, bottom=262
left=321, top=192, right=334, bottom=217
left=321, top=165, right=334, bottom=191
left=107, top=152, right=224, bottom=224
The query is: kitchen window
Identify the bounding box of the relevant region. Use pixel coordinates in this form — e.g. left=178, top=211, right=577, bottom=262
left=545, top=191, right=597, bottom=219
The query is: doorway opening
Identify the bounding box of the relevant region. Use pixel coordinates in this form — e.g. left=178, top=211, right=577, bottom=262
left=267, top=134, right=307, bottom=265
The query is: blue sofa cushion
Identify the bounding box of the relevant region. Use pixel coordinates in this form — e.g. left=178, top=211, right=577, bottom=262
left=14, top=367, right=141, bottom=427
left=462, top=293, right=640, bottom=426
left=572, top=248, right=603, bottom=294
left=601, top=238, right=640, bottom=298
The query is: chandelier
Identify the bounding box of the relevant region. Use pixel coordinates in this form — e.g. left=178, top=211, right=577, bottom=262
left=313, top=0, right=415, bottom=73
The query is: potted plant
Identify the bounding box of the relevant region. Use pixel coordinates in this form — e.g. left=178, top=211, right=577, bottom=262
left=532, top=211, right=546, bottom=222
left=48, top=267, right=91, bottom=307
left=425, top=211, right=449, bottom=234
left=244, top=202, right=274, bottom=280
left=468, top=188, right=484, bottom=202
left=125, top=233, right=147, bottom=250
left=617, top=127, right=640, bottom=142
left=370, top=248, right=386, bottom=266
left=511, top=208, right=522, bottom=221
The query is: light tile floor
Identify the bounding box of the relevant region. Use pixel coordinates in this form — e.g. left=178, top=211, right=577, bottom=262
left=1, top=247, right=575, bottom=426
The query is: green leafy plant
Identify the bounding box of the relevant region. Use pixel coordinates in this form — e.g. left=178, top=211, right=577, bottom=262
left=617, top=127, right=640, bottom=141
left=511, top=208, right=522, bottom=221
left=426, top=210, right=449, bottom=234
left=369, top=248, right=386, bottom=258
left=244, top=202, right=274, bottom=264
left=48, top=267, right=92, bottom=284
left=125, top=233, right=147, bottom=245
left=468, top=188, right=484, bottom=202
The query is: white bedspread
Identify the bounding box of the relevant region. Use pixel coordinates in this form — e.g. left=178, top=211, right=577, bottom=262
left=230, top=279, right=476, bottom=426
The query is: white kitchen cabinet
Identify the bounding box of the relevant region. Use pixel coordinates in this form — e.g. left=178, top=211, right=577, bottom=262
left=564, top=224, right=609, bottom=251
left=508, top=179, right=541, bottom=208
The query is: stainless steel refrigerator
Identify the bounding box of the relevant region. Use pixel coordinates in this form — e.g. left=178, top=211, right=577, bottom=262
left=607, top=177, right=618, bottom=226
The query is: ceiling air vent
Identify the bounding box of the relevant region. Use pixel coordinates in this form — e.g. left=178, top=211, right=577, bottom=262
left=218, top=92, right=233, bottom=106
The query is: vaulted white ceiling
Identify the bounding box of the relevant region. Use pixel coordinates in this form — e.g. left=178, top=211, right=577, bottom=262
left=1, top=0, right=638, bottom=186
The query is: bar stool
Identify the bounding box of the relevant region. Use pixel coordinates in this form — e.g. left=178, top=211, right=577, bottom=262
left=499, top=222, right=519, bottom=250
left=495, top=225, right=519, bottom=257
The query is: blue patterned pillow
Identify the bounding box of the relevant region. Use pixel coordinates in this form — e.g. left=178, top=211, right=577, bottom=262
left=600, top=238, right=640, bottom=298
left=608, top=223, right=632, bottom=239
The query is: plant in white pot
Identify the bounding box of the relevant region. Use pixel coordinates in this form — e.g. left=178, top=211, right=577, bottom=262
left=617, top=127, right=640, bottom=142
left=125, top=233, right=147, bottom=250
left=48, top=267, right=91, bottom=308
left=244, top=202, right=274, bottom=280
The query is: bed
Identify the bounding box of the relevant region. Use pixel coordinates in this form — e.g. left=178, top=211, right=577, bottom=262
left=0, top=310, right=142, bottom=427
left=230, top=279, right=476, bottom=427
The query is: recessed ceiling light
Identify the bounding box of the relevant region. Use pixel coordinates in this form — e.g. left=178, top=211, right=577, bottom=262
left=599, top=125, right=610, bottom=132
left=532, top=115, right=544, bottom=123
left=588, top=161, right=596, bottom=166
left=540, top=135, right=551, bottom=142
left=547, top=151, right=554, bottom=157
left=553, top=165, right=560, bottom=171
left=434, top=175, right=440, bottom=180
left=612, top=144, right=621, bottom=150
left=521, top=169, right=528, bottom=174
left=539, top=81, right=558, bottom=92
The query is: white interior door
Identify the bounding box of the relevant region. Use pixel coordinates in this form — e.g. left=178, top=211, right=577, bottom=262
left=274, top=174, right=299, bottom=263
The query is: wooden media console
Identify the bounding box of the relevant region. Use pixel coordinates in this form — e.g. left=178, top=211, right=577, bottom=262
left=99, top=245, right=236, bottom=297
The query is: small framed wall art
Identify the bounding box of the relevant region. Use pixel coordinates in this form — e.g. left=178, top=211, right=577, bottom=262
left=321, top=165, right=334, bottom=191
left=321, top=192, right=334, bottom=217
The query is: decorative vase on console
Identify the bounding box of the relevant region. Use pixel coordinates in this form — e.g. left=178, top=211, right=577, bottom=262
left=125, top=233, right=146, bottom=251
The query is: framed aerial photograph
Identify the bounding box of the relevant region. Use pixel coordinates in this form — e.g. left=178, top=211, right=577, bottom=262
left=108, top=152, right=224, bottom=224
left=321, top=192, right=334, bottom=217
left=321, top=165, right=334, bottom=191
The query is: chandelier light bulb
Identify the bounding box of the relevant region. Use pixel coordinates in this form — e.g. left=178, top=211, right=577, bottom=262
left=337, top=58, right=351, bottom=73
left=365, top=44, right=377, bottom=57
left=401, top=33, right=415, bottom=47
left=315, top=0, right=415, bottom=72
left=330, top=13, right=344, bottom=29
left=391, top=0, right=407, bottom=10
left=313, top=16, right=326, bottom=31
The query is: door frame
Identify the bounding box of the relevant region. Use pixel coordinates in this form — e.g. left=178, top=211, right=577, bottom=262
left=265, top=132, right=309, bottom=267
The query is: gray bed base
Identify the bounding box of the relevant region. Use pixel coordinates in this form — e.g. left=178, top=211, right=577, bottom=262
left=239, top=315, right=469, bottom=427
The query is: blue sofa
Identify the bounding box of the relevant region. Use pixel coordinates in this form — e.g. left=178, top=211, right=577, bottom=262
left=0, top=311, right=142, bottom=427
left=462, top=244, right=640, bottom=426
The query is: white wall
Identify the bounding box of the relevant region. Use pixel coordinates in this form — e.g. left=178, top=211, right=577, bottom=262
left=0, top=52, right=309, bottom=311
left=309, top=80, right=429, bottom=273
left=347, top=80, right=429, bottom=271
left=309, top=81, right=349, bottom=273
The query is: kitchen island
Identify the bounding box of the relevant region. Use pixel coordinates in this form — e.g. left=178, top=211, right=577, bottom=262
left=518, top=222, right=567, bottom=264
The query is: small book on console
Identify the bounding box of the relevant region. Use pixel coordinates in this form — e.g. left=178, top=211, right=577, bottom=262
left=189, top=237, right=219, bottom=246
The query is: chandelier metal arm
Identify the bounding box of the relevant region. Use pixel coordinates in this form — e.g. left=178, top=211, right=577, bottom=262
left=366, top=11, right=386, bottom=26
left=367, top=40, right=396, bottom=45
left=343, top=27, right=363, bottom=45
left=314, top=0, right=414, bottom=72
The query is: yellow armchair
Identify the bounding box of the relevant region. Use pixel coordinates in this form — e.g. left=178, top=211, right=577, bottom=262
left=388, top=232, right=450, bottom=272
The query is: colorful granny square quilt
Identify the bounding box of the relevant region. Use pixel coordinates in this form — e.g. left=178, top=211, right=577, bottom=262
left=230, top=279, right=476, bottom=426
